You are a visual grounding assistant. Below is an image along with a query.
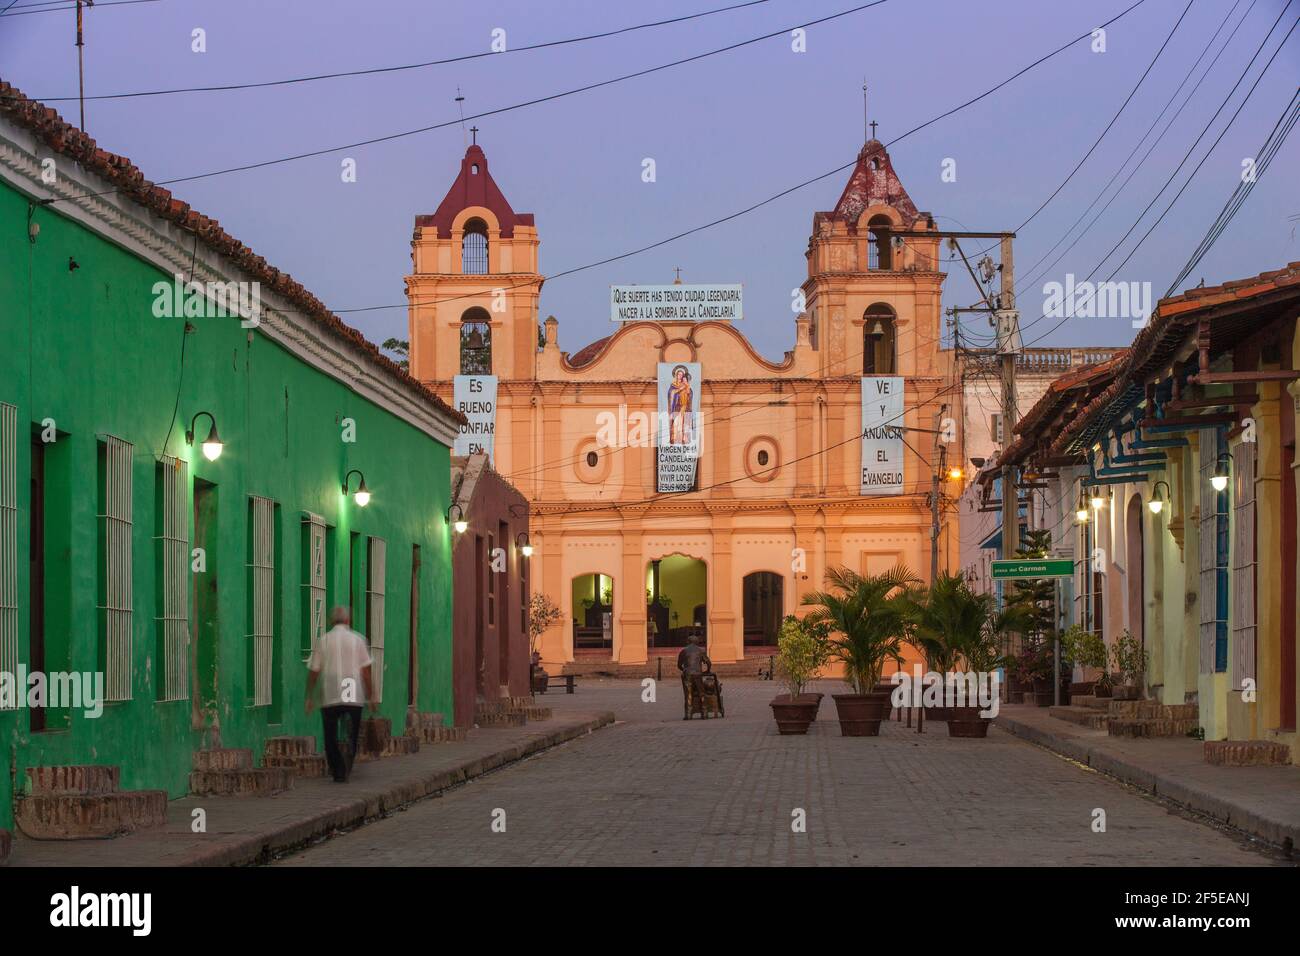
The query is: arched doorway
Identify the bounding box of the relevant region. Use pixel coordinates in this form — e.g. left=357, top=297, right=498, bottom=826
left=571, top=573, right=614, bottom=659
left=742, top=572, right=784, bottom=649
left=1126, top=494, right=1144, bottom=651
left=646, top=556, right=707, bottom=653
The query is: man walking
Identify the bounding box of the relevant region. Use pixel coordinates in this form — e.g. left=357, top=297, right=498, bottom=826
left=677, top=633, right=710, bottom=720
left=306, top=607, right=375, bottom=782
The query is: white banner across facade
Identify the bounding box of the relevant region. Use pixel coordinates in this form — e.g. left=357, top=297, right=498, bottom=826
left=860, top=376, right=904, bottom=496
left=656, top=362, right=701, bottom=492
left=453, top=374, right=498, bottom=461
left=611, top=284, right=743, bottom=323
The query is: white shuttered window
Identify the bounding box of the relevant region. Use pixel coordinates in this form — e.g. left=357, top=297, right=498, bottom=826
left=100, top=435, right=134, bottom=702
left=366, top=537, right=386, bottom=703
left=248, top=496, right=275, bottom=706
left=156, top=456, right=189, bottom=701
left=0, top=403, right=16, bottom=708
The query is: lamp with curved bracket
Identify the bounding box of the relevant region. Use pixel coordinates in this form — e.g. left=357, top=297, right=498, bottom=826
left=342, top=469, right=371, bottom=507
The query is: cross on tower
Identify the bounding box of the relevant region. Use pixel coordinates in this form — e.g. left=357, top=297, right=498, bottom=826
left=470, top=126, right=479, bottom=145
left=674, top=266, right=683, bottom=282
left=870, top=120, right=878, bottom=139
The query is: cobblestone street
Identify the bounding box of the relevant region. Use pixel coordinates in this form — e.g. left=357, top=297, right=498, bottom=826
left=276, top=679, right=1283, bottom=867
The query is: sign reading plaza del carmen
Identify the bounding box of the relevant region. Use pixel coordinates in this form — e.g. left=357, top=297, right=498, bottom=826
left=656, top=361, right=701, bottom=493
left=452, top=374, right=497, bottom=461
left=860, top=376, right=904, bottom=495
left=610, top=284, right=743, bottom=322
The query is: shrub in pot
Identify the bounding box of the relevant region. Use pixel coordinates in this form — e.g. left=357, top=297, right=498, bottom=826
left=1111, top=630, right=1147, bottom=700
left=803, top=564, right=918, bottom=737
left=919, top=576, right=1015, bottom=738
left=770, top=615, right=831, bottom=735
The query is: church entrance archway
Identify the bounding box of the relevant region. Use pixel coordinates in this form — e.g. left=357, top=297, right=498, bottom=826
left=571, top=573, right=614, bottom=660
left=646, top=556, right=708, bottom=653
left=742, top=572, right=784, bottom=649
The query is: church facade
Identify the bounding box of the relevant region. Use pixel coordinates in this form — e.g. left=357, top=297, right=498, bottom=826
left=407, top=138, right=959, bottom=667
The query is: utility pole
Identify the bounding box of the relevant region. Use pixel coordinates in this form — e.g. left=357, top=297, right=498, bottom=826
left=930, top=404, right=947, bottom=583
left=998, top=234, right=1020, bottom=564
left=75, top=1, right=93, bottom=131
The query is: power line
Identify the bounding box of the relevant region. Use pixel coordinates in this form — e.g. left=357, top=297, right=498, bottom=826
left=17, top=0, right=775, bottom=101
left=1019, top=1, right=1298, bottom=346
left=1012, top=0, right=1196, bottom=234
left=0, top=0, right=162, bottom=16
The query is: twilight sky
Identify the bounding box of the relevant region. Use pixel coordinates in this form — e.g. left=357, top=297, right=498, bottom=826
left=2, top=0, right=1297, bottom=363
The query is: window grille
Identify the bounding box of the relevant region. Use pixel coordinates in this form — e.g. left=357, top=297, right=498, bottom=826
left=0, top=403, right=16, bottom=708
left=302, top=513, right=326, bottom=659
left=462, top=219, right=489, bottom=274
left=100, top=435, right=134, bottom=702
left=248, top=496, right=275, bottom=706
left=1231, top=441, right=1256, bottom=690
left=367, top=537, right=386, bottom=703
left=155, top=456, right=189, bottom=701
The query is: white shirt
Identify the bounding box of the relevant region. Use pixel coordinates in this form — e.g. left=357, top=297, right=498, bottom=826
left=308, top=624, right=373, bottom=707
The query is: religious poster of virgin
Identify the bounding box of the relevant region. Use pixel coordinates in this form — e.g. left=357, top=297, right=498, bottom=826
left=860, top=376, right=904, bottom=495
left=657, top=362, right=701, bottom=492
left=453, top=374, right=498, bottom=461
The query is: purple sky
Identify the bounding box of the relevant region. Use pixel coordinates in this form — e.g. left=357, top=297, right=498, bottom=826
left=3, top=0, right=1297, bottom=363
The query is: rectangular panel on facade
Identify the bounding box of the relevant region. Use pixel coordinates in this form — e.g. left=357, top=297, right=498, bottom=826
left=611, top=284, right=743, bottom=323
left=452, top=374, right=497, bottom=462
left=656, top=362, right=701, bottom=493
left=860, top=376, right=904, bottom=496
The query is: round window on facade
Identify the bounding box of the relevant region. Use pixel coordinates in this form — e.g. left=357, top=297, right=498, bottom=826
left=586, top=451, right=599, bottom=468
left=745, top=437, right=780, bottom=482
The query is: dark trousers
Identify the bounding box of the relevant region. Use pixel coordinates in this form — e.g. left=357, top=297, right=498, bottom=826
left=321, top=705, right=363, bottom=781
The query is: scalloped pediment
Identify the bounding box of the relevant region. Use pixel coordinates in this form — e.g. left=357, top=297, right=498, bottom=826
left=561, top=321, right=793, bottom=380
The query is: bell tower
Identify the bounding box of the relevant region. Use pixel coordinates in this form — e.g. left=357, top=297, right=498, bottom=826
left=802, top=137, right=944, bottom=380
left=406, top=138, right=542, bottom=385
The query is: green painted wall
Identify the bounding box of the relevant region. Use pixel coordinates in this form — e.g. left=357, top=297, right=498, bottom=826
left=0, top=180, right=454, bottom=830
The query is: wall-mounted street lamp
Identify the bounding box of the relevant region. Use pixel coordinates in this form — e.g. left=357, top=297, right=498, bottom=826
left=947, top=466, right=964, bottom=482
left=1211, top=452, right=1232, bottom=492
left=516, top=532, right=533, bottom=558
left=342, top=469, right=371, bottom=507
left=1148, top=480, right=1171, bottom=515
left=1089, top=487, right=1108, bottom=511
left=447, top=503, right=467, bottom=534
left=1076, top=492, right=1089, bottom=524
left=186, top=411, right=224, bottom=462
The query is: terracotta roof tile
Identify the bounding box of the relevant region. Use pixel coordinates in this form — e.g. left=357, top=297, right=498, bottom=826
left=0, top=78, right=465, bottom=430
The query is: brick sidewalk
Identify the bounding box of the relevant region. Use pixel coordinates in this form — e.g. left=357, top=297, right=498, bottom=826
left=5, top=710, right=613, bottom=867
left=996, top=704, right=1300, bottom=850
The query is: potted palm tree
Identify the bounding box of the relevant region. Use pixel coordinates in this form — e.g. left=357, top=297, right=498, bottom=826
left=770, top=615, right=831, bottom=735
left=803, top=565, right=918, bottom=737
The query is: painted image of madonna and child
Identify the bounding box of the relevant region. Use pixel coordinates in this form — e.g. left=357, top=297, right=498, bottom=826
left=661, top=362, right=698, bottom=447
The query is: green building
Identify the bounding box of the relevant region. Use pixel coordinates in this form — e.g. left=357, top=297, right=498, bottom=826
left=0, top=82, right=463, bottom=843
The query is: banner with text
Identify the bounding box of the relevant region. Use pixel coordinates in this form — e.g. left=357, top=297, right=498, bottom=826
left=657, top=362, right=701, bottom=492
left=453, top=374, right=498, bottom=462
left=860, top=376, right=904, bottom=496
left=611, top=284, right=743, bottom=323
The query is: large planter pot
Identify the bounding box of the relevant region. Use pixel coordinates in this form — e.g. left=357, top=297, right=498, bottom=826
left=832, top=692, right=891, bottom=737
left=1031, top=679, right=1055, bottom=706
left=1113, top=684, right=1140, bottom=700
left=1094, top=683, right=1113, bottom=699
left=771, top=694, right=820, bottom=735
left=946, top=705, right=991, bottom=738
left=530, top=666, right=549, bottom=695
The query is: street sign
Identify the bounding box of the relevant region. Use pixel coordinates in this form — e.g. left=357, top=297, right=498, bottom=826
left=991, top=558, right=1072, bottom=580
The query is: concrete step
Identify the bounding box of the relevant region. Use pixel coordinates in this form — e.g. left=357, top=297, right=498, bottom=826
left=419, top=725, right=467, bottom=744
left=189, top=767, right=295, bottom=797
left=360, top=717, right=392, bottom=755
left=474, top=710, right=527, bottom=728
left=1204, top=740, right=1292, bottom=766
left=1071, top=695, right=1113, bottom=711
left=1108, top=700, right=1199, bottom=721
left=559, top=659, right=770, bottom=679
left=25, top=765, right=120, bottom=796
left=264, top=735, right=317, bottom=758
left=192, top=748, right=254, bottom=772
left=263, top=754, right=328, bottom=778
left=16, top=789, right=167, bottom=839
left=1107, top=717, right=1201, bottom=738
left=1048, top=705, right=1109, bottom=730
left=520, top=705, right=552, bottom=721
left=359, top=734, right=421, bottom=762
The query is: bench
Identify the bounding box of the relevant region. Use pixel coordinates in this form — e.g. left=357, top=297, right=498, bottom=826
left=539, top=674, right=578, bottom=695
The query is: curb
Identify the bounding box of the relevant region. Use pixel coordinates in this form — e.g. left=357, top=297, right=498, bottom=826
left=995, top=714, right=1299, bottom=851
left=184, top=712, right=616, bottom=866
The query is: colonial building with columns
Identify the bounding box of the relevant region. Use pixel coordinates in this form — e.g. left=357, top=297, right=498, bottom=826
left=407, top=137, right=960, bottom=669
